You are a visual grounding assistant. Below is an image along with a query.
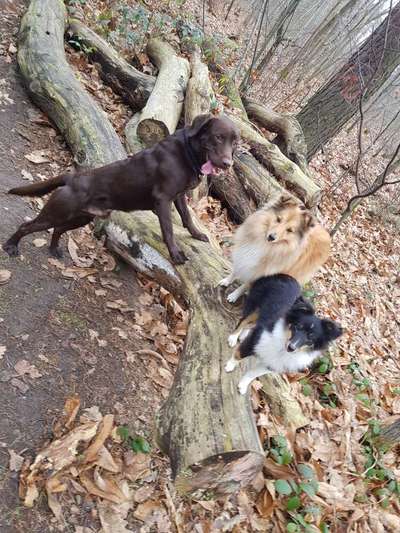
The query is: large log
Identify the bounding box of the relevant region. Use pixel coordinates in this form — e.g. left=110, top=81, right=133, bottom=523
left=67, top=19, right=155, bottom=110
left=243, top=97, right=309, bottom=176
left=132, top=39, right=190, bottom=147
left=229, top=114, right=321, bottom=207
left=17, top=0, right=125, bottom=167
left=20, top=0, right=307, bottom=496
left=184, top=45, right=213, bottom=126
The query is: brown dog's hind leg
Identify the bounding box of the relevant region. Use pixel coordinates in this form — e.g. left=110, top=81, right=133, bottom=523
left=49, top=215, right=93, bottom=258
left=174, top=194, right=209, bottom=242
left=3, top=218, right=57, bottom=257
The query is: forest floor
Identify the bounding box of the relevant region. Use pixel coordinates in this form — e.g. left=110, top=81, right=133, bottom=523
left=0, top=1, right=400, bottom=532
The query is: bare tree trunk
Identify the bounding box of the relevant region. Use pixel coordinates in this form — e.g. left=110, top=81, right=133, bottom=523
left=297, top=3, right=400, bottom=159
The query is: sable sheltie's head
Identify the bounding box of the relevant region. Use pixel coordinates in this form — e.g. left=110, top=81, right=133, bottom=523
left=261, top=193, right=315, bottom=246
left=285, top=297, right=343, bottom=352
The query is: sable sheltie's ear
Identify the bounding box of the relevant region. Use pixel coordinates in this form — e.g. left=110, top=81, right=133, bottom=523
left=188, top=114, right=214, bottom=137
left=300, top=211, right=316, bottom=234
left=321, top=319, right=343, bottom=342
left=272, top=192, right=299, bottom=211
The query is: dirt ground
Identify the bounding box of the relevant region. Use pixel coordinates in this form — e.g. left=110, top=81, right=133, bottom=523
left=0, top=4, right=180, bottom=531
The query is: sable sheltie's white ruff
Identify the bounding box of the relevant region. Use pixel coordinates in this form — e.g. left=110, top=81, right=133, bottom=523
left=225, top=318, right=321, bottom=395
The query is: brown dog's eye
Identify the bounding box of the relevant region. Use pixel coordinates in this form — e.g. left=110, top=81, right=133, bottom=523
left=276, top=216, right=281, bottom=223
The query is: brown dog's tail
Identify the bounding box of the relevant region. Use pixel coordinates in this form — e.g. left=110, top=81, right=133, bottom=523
left=8, top=175, right=65, bottom=197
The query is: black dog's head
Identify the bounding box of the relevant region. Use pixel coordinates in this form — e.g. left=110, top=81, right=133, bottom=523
left=285, top=297, right=343, bottom=352
left=189, top=114, right=240, bottom=172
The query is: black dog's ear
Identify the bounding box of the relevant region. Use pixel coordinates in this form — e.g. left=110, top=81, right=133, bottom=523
left=321, top=319, right=343, bottom=342
left=188, top=114, right=215, bottom=137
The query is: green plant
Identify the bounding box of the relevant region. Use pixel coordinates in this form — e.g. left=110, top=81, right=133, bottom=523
left=269, top=435, right=293, bottom=465
left=318, top=381, right=338, bottom=408
left=117, top=426, right=151, bottom=454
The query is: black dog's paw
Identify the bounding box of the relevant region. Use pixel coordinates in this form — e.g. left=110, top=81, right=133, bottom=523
left=2, top=242, right=19, bottom=257
left=171, top=249, right=188, bottom=265
left=49, top=247, right=63, bottom=259
left=192, top=232, right=209, bottom=243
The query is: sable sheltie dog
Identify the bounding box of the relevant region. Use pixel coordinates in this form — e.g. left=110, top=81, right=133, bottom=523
left=225, top=275, right=343, bottom=395
left=219, top=193, right=331, bottom=302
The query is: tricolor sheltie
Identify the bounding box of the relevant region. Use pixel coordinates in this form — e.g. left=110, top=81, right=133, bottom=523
left=225, top=275, right=343, bottom=395
left=219, top=193, right=331, bottom=302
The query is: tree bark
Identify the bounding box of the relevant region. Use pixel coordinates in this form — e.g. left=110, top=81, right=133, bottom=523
left=133, top=39, right=190, bottom=146
left=229, top=115, right=321, bottom=206
left=20, top=0, right=308, bottom=496
left=67, top=19, right=155, bottom=110
left=18, top=0, right=125, bottom=167
left=375, top=418, right=400, bottom=450
left=297, top=3, right=400, bottom=159
left=243, top=97, right=309, bottom=175
left=184, top=46, right=213, bottom=126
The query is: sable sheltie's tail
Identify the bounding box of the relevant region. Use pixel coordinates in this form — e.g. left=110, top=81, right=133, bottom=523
left=8, top=175, right=66, bottom=197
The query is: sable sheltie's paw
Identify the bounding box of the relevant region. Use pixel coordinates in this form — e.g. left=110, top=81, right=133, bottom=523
left=228, top=333, right=240, bottom=347
left=225, top=358, right=238, bottom=372
left=227, top=290, right=240, bottom=303
left=238, top=379, right=249, bottom=395
left=218, top=275, right=232, bottom=287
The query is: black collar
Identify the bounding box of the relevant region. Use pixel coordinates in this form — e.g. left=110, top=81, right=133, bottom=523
left=183, top=129, right=203, bottom=175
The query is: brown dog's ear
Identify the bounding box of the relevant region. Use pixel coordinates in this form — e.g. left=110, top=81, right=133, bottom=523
left=188, top=114, right=214, bottom=137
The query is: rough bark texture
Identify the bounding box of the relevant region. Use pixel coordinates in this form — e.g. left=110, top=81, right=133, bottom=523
left=297, top=3, right=400, bottom=159
left=229, top=115, right=321, bottom=206
left=375, top=418, right=400, bottom=450
left=18, top=0, right=125, bottom=167
left=244, top=97, right=309, bottom=175
left=184, top=46, right=213, bottom=126
left=211, top=151, right=284, bottom=223
left=67, top=19, right=155, bottom=110
left=134, top=39, right=190, bottom=146
left=21, top=0, right=308, bottom=496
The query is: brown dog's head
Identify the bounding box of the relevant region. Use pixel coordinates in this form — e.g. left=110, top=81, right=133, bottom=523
left=188, top=114, right=240, bottom=173
left=261, top=193, right=315, bottom=245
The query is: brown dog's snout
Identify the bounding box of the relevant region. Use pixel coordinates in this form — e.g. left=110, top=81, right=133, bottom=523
left=221, top=157, right=232, bottom=169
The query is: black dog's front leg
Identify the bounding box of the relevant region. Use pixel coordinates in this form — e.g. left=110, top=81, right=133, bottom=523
left=154, top=197, right=188, bottom=264
left=174, top=194, right=209, bottom=242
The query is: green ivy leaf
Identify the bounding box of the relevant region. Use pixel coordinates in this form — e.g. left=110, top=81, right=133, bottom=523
left=130, top=436, right=151, bottom=454
left=117, top=426, right=130, bottom=442
left=286, top=496, right=301, bottom=511
left=297, top=464, right=315, bottom=480
left=299, top=481, right=318, bottom=497
left=275, top=479, right=292, bottom=496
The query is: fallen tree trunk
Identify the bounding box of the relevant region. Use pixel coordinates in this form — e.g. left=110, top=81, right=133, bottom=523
left=229, top=114, right=321, bottom=207
left=67, top=19, right=156, bottom=110
left=243, top=97, right=309, bottom=176
left=211, top=151, right=284, bottom=223
left=184, top=45, right=213, bottom=126
left=133, top=39, right=190, bottom=146
left=20, top=0, right=308, bottom=496
left=18, top=0, right=125, bottom=167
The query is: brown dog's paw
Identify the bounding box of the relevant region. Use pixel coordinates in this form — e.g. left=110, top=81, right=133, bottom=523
left=171, top=249, right=188, bottom=265
left=191, top=232, right=209, bottom=243
left=49, top=246, right=63, bottom=259
left=2, top=242, right=19, bottom=257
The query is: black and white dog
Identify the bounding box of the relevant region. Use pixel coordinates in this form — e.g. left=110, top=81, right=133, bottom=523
left=225, top=274, right=343, bottom=395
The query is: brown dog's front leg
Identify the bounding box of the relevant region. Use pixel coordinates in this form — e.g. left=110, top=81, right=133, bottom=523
left=174, top=194, right=209, bottom=242
left=154, top=198, right=188, bottom=264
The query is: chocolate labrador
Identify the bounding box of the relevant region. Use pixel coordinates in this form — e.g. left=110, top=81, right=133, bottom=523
left=3, top=114, right=239, bottom=264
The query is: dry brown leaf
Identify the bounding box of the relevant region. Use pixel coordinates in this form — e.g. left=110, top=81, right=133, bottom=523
left=134, top=484, right=154, bottom=503
left=21, top=169, right=34, bottom=181
left=97, top=480, right=133, bottom=533
left=32, top=238, right=47, bottom=248
left=95, top=446, right=120, bottom=473
left=46, top=481, right=64, bottom=521
left=133, top=500, right=164, bottom=522
left=14, top=359, right=42, bottom=379
left=24, top=149, right=51, bottom=164
left=84, top=414, right=114, bottom=463
left=0, top=270, right=11, bottom=284
left=53, top=395, right=81, bottom=436
left=61, top=266, right=98, bottom=279
left=255, top=488, right=275, bottom=518
left=80, top=472, right=126, bottom=505
left=8, top=449, right=24, bottom=472
left=67, top=236, right=94, bottom=268
left=123, top=451, right=151, bottom=482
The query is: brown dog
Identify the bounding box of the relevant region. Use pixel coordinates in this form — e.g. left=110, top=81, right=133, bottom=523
left=3, top=114, right=239, bottom=264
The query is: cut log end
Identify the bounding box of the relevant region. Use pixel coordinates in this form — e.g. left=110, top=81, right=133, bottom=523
left=137, top=118, right=171, bottom=147
left=173, top=451, right=265, bottom=496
